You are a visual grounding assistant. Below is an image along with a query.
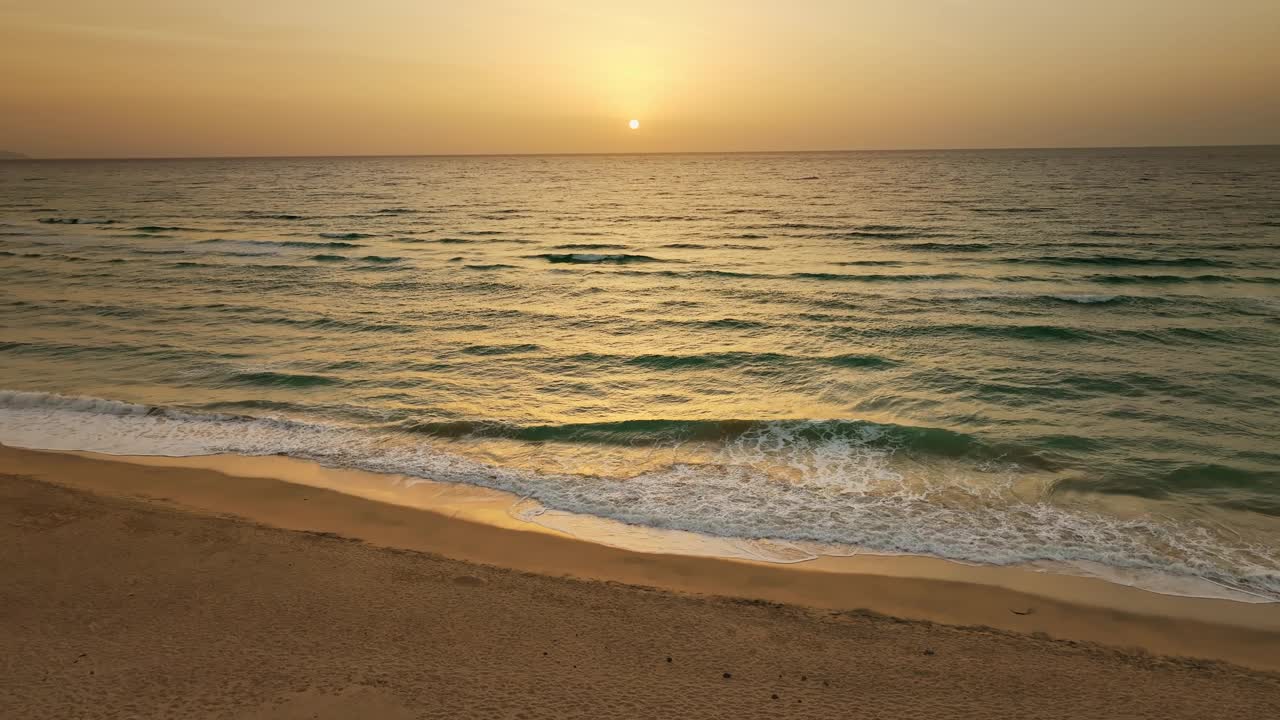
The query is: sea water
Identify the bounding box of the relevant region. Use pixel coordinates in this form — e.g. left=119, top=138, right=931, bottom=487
left=1, top=147, right=1278, bottom=598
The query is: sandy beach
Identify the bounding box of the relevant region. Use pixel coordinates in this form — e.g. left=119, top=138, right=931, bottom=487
left=1, top=445, right=1278, bottom=718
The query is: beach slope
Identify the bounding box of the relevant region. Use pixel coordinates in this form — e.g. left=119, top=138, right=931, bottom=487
left=2, top=452, right=1279, bottom=718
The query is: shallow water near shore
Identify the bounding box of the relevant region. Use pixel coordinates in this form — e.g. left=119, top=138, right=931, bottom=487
left=1, top=147, right=1278, bottom=599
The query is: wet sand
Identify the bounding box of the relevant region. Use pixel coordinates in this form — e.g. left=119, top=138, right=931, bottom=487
left=2, top=445, right=1279, bottom=718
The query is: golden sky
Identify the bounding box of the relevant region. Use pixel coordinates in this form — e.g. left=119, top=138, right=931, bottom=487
left=2, top=1, right=1278, bottom=158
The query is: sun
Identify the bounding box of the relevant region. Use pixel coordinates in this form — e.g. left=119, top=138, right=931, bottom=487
left=628, top=119, right=640, bottom=130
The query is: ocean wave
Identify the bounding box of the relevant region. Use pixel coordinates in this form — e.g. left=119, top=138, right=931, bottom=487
left=658, top=317, right=770, bottom=330
left=609, top=214, right=699, bottom=223
left=1006, top=255, right=1233, bottom=268
left=38, top=217, right=115, bottom=224
left=240, top=314, right=416, bottom=334
left=197, top=238, right=366, bottom=249
left=458, top=343, right=542, bottom=356
left=1090, top=273, right=1277, bottom=285
left=1, top=389, right=1275, bottom=599
left=792, top=272, right=964, bottom=282
left=241, top=211, right=304, bottom=220
left=1057, top=464, right=1280, bottom=517
left=214, top=250, right=279, bottom=257
left=758, top=222, right=842, bottom=230
left=1080, top=229, right=1173, bottom=238
left=631, top=269, right=767, bottom=280
left=165, top=260, right=301, bottom=273
left=863, top=323, right=1092, bottom=342
left=970, top=206, right=1055, bottom=214
left=891, top=290, right=1197, bottom=309
left=551, top=243, right=631, bottom=250
left=832, top=260, right=907, bottom=267
left=561, top=351, right=901, bottom=373
left=227, top=371, right=339, bottom=388
left=530, top=253, right=666, bottom=264
left=319, top=232, right=376, bottom=239
left=825, top=227, right=956, bottom=239
left=1044, top=293, right=1121, bottom=304
left=39, top=254, right=89, bottom=262
left=890, top=242, right=994, bottom=252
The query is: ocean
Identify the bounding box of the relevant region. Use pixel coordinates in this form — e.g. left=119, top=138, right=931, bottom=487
left=1, top=147, right=1278, bottom=599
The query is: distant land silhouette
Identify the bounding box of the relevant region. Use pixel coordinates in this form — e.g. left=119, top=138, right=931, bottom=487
left=0, top=151, right=31, bottom=159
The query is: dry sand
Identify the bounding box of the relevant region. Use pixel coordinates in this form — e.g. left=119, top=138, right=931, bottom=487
left=2, top=445, right=1279, bottom=718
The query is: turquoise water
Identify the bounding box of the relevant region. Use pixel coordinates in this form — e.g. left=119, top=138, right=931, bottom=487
left=1, top=147, right=1278, bottom=597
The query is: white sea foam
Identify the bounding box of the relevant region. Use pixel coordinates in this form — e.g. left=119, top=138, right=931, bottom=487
left=1, top=389, right=1276, bottom=601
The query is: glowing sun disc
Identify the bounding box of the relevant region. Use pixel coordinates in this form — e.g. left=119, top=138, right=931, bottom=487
left=629, top=119, right=640, bottom=130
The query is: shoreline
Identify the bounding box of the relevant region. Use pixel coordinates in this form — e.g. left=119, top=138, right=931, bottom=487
left=3, top=444, right=1279, bottom=673
left=49, top=447, right=1280, bottom=603
left=3, top=393, right=1275, bottom=606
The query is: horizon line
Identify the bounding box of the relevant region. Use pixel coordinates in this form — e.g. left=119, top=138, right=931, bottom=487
left=4, top=142, right=1278, bottom=162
